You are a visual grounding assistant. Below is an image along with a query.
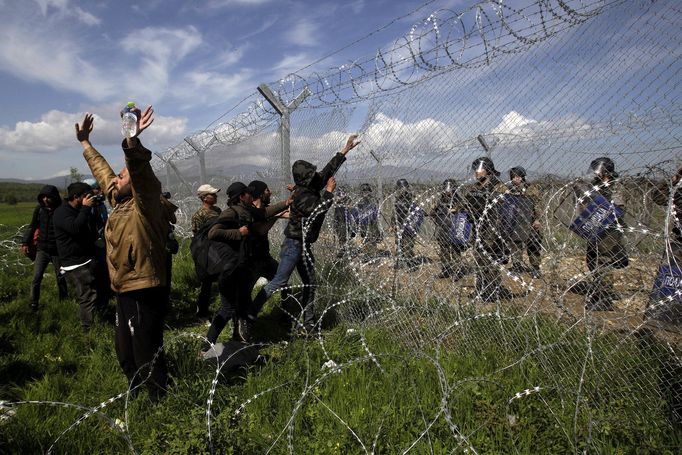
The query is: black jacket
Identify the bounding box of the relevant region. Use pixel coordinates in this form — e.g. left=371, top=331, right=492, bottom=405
left=22, top=185, right=62, bottom=255
left=53, top=202, right=97, bottom=267
left=284, top=153, right=346, bottom=243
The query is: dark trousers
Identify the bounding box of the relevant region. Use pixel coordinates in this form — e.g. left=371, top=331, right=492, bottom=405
left=397, top=233, right=416, bottom=259
left=196, top=278, right=215, bottom=317
left=473, top=248, right=502, bottom=296
left=63, top=261, right=98, bottom=332
left=30, top=249, right=68, bottom=307
left=510, top=230, right=543, bottom=271
left=115, top=287, right=167, bottom=398
left=206, top=266, right=251, bottom=344
left=251, top=238, right=316, bottom=326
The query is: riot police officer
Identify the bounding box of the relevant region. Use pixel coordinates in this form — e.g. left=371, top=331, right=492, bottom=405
left=464, top=157, right=512, bottom=301
left=583, top=157, right=628, bottom=311
left=333, top=185, right=355, bottom=258
left=505, top=167, right=543, bottom=278
left=393, top=179, right=420, bottom=267
left=356, top=183, right=381, bottom=256
left=646, top=165, right=682, bottom=326
left=430, top=179, right=467, bottom=278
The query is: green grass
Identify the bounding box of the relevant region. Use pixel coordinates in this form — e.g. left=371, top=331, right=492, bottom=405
left=0, top=201, right=35, bottom=227
left=0, top=223, right=681, bottom=452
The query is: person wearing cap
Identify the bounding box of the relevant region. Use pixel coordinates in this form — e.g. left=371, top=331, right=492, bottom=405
left=505, top=167, right=543, bottom=279
left=249, top=135, right=360, bottom=335
left=393, top=179, right=420, bottom=267
left=356, top=183, right=381, bottom=257
left=191, top=184, right=222, bottom=234
left=430, top=179, right=469, bottom=279
left=20, top=184, right=69, bottom=311
left=191, top=184, right=222, bottom=321
left=583, top=157, right=627, bottom=311
left=464, top=157, right=512, bottom=301
left=203, top=181, right=261, bottom=344
left=76, top=108, right=177, bottom=399
left=53, top=182, right=99, bottom=333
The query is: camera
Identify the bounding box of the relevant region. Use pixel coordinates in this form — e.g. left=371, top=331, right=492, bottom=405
left=91, top=193, right=105, bottom=203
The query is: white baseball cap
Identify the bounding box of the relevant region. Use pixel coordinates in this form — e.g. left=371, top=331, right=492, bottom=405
left=197, top=184, right=220, bottom=197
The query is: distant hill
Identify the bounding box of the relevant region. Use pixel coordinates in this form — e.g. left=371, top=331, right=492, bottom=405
left=0, top=175, right=94, bottom=188
left=0, top=182, right=52, bottom=203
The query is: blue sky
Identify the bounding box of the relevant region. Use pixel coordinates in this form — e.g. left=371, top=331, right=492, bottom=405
left=0, top=0, right=464, bottom=180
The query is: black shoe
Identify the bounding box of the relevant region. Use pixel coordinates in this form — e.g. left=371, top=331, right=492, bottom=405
left=510, top=264, right=526, bottom=275
left=236, top=318, right=253, bottom=342
left=585, top=299, right=614, bottom=311
left=296, top=323, right=315, bottom=337
left=452, top=268, right=467, bottom=282
left=437, top=269, right=452, bottom=279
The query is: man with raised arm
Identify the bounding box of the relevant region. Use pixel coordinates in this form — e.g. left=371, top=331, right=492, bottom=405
left=249, top=135, right=360, bottom=335
left=76, top=108, right=177, bottom=399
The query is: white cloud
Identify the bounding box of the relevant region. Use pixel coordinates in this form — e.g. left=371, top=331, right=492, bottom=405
left=0, top=22, right=115, bottom=100
left=273, top=53, right=313, bottom=77
left=120, top=26, right=203, bottom=102
left=0, top=108, right=188, bottom=154
left=215, top=47, right=245, bottom=67
left=350, top=0, right=365, bottom=14
left=239, top=16, right=279, bottom=40
left=285, top=19, right=318, bottom=47
left=34, top=0, right=101, bottom=25
left=73, top=6, right=101, bottom=26
left=491, top=111, right=538, bottom=136
left=176, top=68, right=255, bottom=106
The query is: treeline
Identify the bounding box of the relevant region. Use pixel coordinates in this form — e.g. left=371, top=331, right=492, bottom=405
left=0, top=182, right=62, bottom=204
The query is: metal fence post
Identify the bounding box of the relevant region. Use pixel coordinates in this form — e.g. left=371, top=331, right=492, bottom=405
left=258, top=83, right=311, bottom=183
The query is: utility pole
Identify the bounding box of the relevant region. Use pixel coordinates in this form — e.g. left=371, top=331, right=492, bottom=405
left=257, top=83, right=311, bottom=183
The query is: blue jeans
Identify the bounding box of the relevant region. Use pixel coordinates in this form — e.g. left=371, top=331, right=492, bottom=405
left=252, top=237, right=316, bottom=326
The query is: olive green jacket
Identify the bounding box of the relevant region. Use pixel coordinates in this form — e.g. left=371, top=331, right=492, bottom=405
left=83, top=139, right=177, bottom=293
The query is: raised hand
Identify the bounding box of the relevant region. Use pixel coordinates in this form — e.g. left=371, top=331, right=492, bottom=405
left=75, top=113, right=94, bottom=144
left=137, top=105, right=155, bottom=136
left=341, top=134, right=360, bottom=156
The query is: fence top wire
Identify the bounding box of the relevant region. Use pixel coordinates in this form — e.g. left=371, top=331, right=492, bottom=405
left=152, top=0, right=626, bottom=171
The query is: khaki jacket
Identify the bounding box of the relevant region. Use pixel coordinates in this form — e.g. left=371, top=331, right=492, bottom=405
left=83, top=139, right=177, bottom=293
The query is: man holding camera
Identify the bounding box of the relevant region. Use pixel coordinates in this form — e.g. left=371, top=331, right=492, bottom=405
left=76, top=107, right=176, bottom=399
left=53, top=182, right=99, bottom=333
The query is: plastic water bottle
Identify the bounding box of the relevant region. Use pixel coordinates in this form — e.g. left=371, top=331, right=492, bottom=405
left=120, top=101, right=138, bottom=138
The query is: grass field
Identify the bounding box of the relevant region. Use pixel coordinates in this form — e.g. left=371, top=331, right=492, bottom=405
left=0, top=202, right=34, bottom=232
left=0, top=207, right=681, bottom=453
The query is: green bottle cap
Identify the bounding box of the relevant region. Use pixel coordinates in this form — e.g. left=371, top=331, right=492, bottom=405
left=126, top=101, right=135, bottom=108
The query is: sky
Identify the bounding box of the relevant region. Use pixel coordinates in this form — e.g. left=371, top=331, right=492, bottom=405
left=0, top=0, right=678, bottom=183
left=0, top=0, right=465, bottom=180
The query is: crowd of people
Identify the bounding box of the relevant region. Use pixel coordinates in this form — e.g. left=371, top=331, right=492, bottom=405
left=18, top=106, right=681, bottom=399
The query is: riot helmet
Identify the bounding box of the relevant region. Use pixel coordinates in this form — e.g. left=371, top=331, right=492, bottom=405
left=509, top=166, right=526, bottom=180
left=396, top=179, right=410, bottom=190
left=442, top=179, right=457, bottom=193
left=589, top=157, right=617, bottom=179
left=471, top=157, right=500, bottom=177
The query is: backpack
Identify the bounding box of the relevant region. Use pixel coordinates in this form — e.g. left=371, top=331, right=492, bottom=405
left=190, top=209, right=244, bottom=281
